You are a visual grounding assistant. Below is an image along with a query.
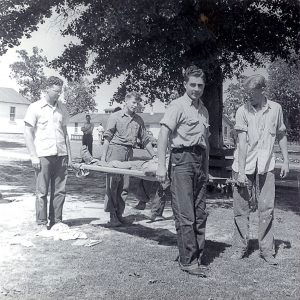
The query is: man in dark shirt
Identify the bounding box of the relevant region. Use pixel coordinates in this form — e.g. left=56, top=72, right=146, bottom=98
left=101, top=92, right=156, bottom=226
left=81, top=114, right=94, bottom=155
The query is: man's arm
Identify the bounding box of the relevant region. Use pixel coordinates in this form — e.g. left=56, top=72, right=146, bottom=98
left=156, top=125, right=170, bottom=182
left=24, top=123, right=40, bottom=170
left=237, top=131, right=248, bottom=186
left=101, top=139, right=110, bottom=162
left=62, top=125, right=72, bottom=167
left=204, top=137, right=210, bottom=181
left=145, top=142, right=156, bottom=158
left=278, top=133, right=289, bottom=178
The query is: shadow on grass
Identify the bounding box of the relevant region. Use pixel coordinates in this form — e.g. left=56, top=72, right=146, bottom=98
left=92, top=215, right=231, bottom=265
left=0, top=140, right=25, bottom=149
left=246, top=238, right=292, bottom=257
left=64, top=217, right=99, bottom=227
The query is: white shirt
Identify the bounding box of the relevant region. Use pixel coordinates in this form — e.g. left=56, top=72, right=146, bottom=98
left=232, top=100, right=286, bottom=174
left=24, top=96, right=69, bottom=157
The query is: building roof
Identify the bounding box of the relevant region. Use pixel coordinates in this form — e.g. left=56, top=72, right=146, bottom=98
left=0, top=87, right=31, bottom=105
left=69, top=112, right=164, bottom=126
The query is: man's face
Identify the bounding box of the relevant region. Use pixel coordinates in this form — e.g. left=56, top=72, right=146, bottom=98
left=86, top=115, right=91, bottom=122
left=125, top=96, right=139, bottom=113
left=184, top=76, right=205, bottom=101
left=246, top=87, right=263, bottom=107
left=47, top=84, right=62, bottom=101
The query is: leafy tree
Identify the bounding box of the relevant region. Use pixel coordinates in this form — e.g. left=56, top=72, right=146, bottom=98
left=64, top=78, right=97, bottom=116
left=9, top=46, right=47, bottom=102
left=1, top=0, right=300, bottom=147
left=223, top=76, right=248, bottom=121
left=267, top=58, right=300, bottom=142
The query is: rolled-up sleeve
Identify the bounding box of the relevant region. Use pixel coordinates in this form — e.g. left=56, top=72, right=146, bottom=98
left=138, top=122, right=151, bottom=148
left=61, top=103, right=69, bottom=126
left=234, top=106, right=248, bottom=132
left=24, top=104, right=37, bottom=127
left=104, top=114, right=117, bottom=141
left=160, top=102, right=181, bottom=132
left=276, top=105, right=287, bottom=134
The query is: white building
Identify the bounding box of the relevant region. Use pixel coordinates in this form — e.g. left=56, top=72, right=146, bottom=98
left=67, top=112, right=164, bottom=140
left=0, top=88, right=31, bottom=134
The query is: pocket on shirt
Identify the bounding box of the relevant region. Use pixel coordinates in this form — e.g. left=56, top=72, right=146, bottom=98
left=269, top=125, right=276, bottom=136
left=38, top=119, right=48, bottom=130
left=187, top=119, right=199, bottom=126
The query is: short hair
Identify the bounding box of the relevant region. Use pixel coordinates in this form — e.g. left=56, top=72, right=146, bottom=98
left=243, top=75, right=266, bottom=90
left=125, top=91, right=142, bottom=101
left=183, top=65, right=206, bottom=83
left=86, top=114, right=90, bottom=118
left=45, top=76, right=64, bottom=88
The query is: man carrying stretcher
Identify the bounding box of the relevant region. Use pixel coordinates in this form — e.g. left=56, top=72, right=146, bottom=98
left=101, top=91, right=156, bottom=226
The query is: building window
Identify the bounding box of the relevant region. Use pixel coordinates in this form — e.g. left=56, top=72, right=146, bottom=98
left=10, top=106, right=16, bottom=121
left=75, top=122, right=78, bottom=133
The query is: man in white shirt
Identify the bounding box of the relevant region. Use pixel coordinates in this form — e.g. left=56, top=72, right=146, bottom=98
left=231, top=74, right=289, bottom=265
left=97, top=122, right=105, bottom=145
left=24, top=76, right=72, bottom=227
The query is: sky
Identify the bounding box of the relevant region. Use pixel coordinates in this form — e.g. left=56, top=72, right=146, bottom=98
left=0, top=13, right=267, bottom=113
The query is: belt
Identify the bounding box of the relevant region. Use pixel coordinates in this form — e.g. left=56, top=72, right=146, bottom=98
left=171, top=145, right=205, bottom=154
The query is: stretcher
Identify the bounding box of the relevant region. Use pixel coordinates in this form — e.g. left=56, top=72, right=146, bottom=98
left=72, top=162, right=158, bottom=181
left=71, top=162, right=234, bottom=185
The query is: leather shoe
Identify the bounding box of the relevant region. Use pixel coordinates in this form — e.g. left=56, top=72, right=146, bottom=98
left=134, top=201, right=146, bottom=210
left=183, top=266, right=208, bottom=278
left=261, top=255, right=278, bottom=266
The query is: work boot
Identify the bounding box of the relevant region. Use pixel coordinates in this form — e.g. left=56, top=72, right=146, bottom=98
left=108, top=213, right=122, bottom=227
left=116, top=214, right=130, bottom=225
left=183, top=266, right=208, bottom=278
left=261, top=255, right=278, bottom=266
left=150, top=213, right=164, bottom=222
left=134, top=201, right=146, bottom=210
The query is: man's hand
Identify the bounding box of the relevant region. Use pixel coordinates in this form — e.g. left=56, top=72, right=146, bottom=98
left=237, top=173, right=248, bottom=187
left=280, top=161, right=289, bottom=178
left=156, top=165, right=167, bottom=183
left=31, top=157, right=40, bottom=170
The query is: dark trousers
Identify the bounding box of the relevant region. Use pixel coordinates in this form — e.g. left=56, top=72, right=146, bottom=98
left=135, top=180, right=171, bottom=216
left=151, top=181, right=171, bottom=216
left=233, top=170, right=275, bottom=256
left=104, top=144, right=133, bottom=215
left=169, top=149, right=207, bottom=268
left=35, top=155, right=68, bottom=224
left=82, top=134, right=93, bottom=155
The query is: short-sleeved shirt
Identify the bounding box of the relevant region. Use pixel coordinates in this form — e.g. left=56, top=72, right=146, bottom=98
left=160, top=93, right=210, bottom=149
left=232, top=99, right=286, bottom=174
left=104, top=109, right=151, bottom=147
left=24, top=97, right=69, bottom=157
left=82, top=122, right=94, bottom=135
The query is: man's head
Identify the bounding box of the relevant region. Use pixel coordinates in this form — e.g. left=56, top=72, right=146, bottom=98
left=124, top=91, right=141, bottom=113
left=45, top=76, right=64, bottom=102
left=183, top=65, right=206, bottom=101
left=86, top=114, right=91, bottom=123
left=243, top=75, right=266, bottom=107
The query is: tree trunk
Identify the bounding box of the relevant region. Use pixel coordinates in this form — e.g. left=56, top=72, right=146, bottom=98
left=203, top=67, right=223, bottom=150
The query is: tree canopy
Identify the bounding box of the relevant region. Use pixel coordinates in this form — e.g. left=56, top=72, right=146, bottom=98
left=267, top=57, right=300, bottom=142
left=64, top=78, right=97, bottom=116
left=1, top=0, right=300, bottom=103
left=9, top=46, right=47, bottom=102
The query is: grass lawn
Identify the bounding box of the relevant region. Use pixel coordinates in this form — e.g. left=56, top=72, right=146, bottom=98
left=0, top=134, right=299, bottom=299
